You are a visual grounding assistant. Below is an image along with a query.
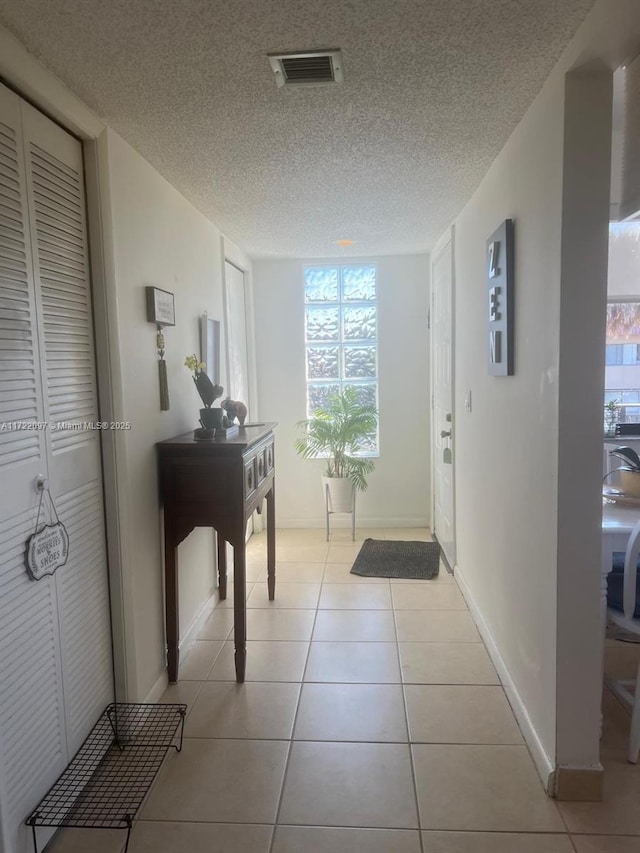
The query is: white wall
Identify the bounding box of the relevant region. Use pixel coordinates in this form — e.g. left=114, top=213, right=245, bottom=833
left=448, top=0, right=640, bottom=787
left=555, top=69, right=612, bottom=773
left=452, top=70, right=565, bottom=779
left=252, top=255, right=430, bottom=528
left=104, top=129, right=251, bottom=699
left=103, top=136, right=258, bottom=700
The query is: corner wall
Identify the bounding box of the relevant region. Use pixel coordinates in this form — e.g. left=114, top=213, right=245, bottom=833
left=555, top=68, right=612, bottom=773
left=448, top=0, right=640, bottom=785
left=252, top=255, right=430, bottom=528
left=452, top=66, right=565, bottom=777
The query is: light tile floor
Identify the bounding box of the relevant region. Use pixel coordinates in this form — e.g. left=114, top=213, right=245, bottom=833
left=48, top=528, right=640, bottom=853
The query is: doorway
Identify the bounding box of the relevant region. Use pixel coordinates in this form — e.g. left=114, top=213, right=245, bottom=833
left=223, top=260, right=250, bottom=409
left=430, top=229, right=456, bottom=569
left=223, top=259, right=256, bottom=538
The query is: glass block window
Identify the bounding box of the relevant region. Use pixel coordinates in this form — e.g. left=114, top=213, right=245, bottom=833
left=304, top=264, right=379, bottom=454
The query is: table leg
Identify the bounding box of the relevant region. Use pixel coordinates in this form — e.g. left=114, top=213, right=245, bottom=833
left=233, top=544, right=247, bottom=683
left=266, top=486, right=276, bottom=600
left=217, top=534, right=227, bottom=600
left=165, top=528, right=179, bottom=683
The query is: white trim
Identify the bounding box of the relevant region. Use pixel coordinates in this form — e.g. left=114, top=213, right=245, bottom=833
left=275, top=515, right=430, bottom=529
left=553, top=764, right=604, bottom=800
left=180, top=588, right=220, bottom=652
left=430, top=224, right=455, bottom=261
left=0, top=26, right=104, bottom=139
left=455, top=563, right=555, bottom=790
left=144, top=587, right=220, bottom=703
left=429, top=224, right=456, bottom=567
left=144, top=670, right=169, bottom=704
left=222, top=255, right=250, bottom=404
left=83, top=134, right=135, bottom=702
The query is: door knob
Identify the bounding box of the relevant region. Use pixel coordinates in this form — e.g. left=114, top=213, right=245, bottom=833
left=440, top=429, right=452, bottom=438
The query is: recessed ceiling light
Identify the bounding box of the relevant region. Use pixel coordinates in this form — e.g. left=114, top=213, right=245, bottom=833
left=335, top=239, right=355, bottom=246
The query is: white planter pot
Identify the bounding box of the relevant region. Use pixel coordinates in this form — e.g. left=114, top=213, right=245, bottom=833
left=322, top=476, right=355, bottom=513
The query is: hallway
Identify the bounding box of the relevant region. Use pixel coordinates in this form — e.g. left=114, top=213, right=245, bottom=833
left=49, top=528, right=640, bottom=853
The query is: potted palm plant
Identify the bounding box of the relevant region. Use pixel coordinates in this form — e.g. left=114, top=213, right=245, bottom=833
left=295, top=387, right=378, bottom=513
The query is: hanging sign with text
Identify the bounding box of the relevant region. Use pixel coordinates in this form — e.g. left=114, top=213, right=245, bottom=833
left=25, top=521, right=69, bottom=581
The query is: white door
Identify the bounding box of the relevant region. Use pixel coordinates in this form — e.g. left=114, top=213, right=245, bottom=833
left=0, top=84, right=112, bottom=853
left=222, top=260, right=257, bottom=537
left=223, top=261, right=249, bottom=409
left=431, top=230, right=456, bottom=568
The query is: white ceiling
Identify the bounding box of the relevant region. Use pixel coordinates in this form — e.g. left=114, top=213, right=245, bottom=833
left=0, top=0, right=596, bottom=258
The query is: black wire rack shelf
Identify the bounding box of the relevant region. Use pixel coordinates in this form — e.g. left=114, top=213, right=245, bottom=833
left=26, top=702, right=187, bottom=853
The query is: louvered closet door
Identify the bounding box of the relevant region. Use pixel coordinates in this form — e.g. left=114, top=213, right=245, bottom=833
left=0, top=83, right=68, bottom=853
left=0, top=84, right=113, bottom=853
left=21, top=101, right=113, bottom=757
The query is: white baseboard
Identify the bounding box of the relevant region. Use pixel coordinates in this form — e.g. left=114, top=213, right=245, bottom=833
left=276, top=516, right=430, bottom=529
left=454, top=564, right=555, bottom=791
left=552, top=764, right=604, bottom=801
left=144, top=669, right=168, bottom=703
left=180, top=585, right=219, bottom=651
left=143, top=585, right=219, bottom=704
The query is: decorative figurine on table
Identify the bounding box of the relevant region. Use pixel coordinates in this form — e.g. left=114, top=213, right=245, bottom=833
left=184, top=354, right=224, bottom=436
left=221, top=398, right=248, bottom=426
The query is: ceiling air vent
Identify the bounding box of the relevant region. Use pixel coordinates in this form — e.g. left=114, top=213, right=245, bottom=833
left=267, top=50, right=343, bottom=88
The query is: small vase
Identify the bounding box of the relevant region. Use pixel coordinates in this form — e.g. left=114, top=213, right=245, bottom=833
left=200, top=408, right=223, bottom=430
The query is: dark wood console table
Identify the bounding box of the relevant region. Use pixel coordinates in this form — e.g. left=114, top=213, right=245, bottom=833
left=157, top=423, right=276, bottom=683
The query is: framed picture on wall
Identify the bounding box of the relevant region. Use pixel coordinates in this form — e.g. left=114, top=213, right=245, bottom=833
left=145, top=286, right=175, bottom=326
left=200, top=315, right=221, bottom=384
left=486, top=219, right=514, bottom=376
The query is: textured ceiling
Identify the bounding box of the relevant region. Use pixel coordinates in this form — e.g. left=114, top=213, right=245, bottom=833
left=0, top=0, right=596, bottom=258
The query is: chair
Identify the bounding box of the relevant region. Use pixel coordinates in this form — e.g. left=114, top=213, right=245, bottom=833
left=606, top=518, right=640, bottom=763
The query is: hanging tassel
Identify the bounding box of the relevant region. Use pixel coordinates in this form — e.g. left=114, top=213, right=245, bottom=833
left=158, top=358, right=170, bottom=411
left=157, top=326, right=170, bottom=411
